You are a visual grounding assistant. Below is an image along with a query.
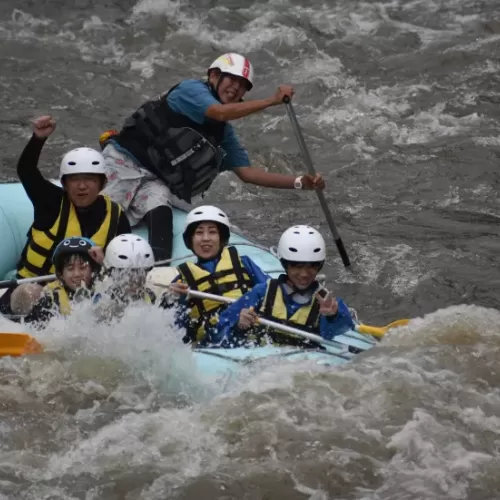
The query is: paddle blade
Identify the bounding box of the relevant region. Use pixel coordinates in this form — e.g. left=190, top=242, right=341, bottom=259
left=356, top=319, right=410, bottom=338
left=0, top=333, right=44, bottom=357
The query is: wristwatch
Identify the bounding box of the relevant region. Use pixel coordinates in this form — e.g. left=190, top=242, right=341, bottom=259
left=294, top=176, right=303, bottom=189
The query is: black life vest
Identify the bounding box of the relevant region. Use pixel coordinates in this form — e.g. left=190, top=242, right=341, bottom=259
left=113, top=81, right=227, bottom=203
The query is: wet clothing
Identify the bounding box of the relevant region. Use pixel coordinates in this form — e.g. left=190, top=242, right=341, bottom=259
left=92, top=285, right=157, bottom=323
left=216, top=275, right=355, bottom=347
left=161, top=248, right=268, bottom=345
left=0, top=135, right=130, bottom=316
left=24, top=282, right=93, bottom=327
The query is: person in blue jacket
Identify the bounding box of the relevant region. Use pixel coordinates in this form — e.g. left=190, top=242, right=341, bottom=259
left=161, top=205, right=269, bottom=345
left=98, top=52, right=325, bottom=264
left=216, top=225, right=355, bottom=348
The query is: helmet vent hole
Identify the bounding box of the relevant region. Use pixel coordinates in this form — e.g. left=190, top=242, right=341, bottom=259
left=313, top=248, right=320, bottom=253
left=118, top=254, right=129, bottom=260
left=68, top=161, right=76, bottom=165
left=91, top=161, right=100, bottom=165
left=289, top=247, right=298, bottom=253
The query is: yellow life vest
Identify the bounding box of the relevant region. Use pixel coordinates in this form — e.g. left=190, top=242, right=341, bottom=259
left=257, top=278, right=327, bottom=347
left=44, top=281, right=72, bottom=316
left=18, top=194, right=121, bottom=279
left=177, top=246, right=253, bottom=342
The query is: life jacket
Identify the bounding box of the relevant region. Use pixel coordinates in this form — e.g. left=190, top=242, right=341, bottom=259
left=17, top=195, right=121, bottom=279
left=177, top=246, right=253, bottom=343
left=257, top=278, right=328, bottom=348
left=110, top=81, right=227, bottom=204
left=44, top=281, right=72, bottom=316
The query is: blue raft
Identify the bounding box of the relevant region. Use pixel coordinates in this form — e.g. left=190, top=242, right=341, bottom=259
left=0, top=182, right=376, bottom=371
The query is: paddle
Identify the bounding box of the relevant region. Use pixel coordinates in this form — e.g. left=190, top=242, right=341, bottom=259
left=283, top=97, right=351, bottom=269
left=179, top=288, right=408, bottom=340
left=356, top=319, right=410, bottom=338
left=0, top=274, right=56, bottom=289
left=0, top=333, right=43, bottom=357
left=186, top=289, right=352, bottom=352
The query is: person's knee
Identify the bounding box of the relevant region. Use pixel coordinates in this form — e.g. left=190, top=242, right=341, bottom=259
left=10, top=284, right=43, bottom=315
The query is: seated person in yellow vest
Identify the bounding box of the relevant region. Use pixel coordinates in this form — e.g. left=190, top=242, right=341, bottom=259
left=216, top=225, right=355, bottom=347
left=0, top=115, right=130, bottom=319
left=24, top=237, right=101, bottom=326
left=162, top=205, right=270, bottom=346
left=92, top=234, right=157, bottom=320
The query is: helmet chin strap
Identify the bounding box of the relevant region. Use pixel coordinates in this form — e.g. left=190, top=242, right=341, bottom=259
left=206, top=74, right=223, bottom=101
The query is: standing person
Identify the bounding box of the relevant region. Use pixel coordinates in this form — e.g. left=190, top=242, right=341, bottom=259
left=0, top=116, right=130, bottom=317
left=99, top=52, right=325, bottom=263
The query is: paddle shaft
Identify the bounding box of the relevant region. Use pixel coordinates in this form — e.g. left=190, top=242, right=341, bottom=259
left=187, top=289, right=347, bottom=350
left=0, top=274, right=56, bottom=289
left=283, top=98, right=351, bottom=268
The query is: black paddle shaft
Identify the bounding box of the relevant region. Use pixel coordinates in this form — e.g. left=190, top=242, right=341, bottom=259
left=0, top=279, right=18, bottom=290
left=283, top=97, right=351, bottom=268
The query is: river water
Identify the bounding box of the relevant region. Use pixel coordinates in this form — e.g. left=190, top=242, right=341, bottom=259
left=0, top=0, right=500, bottom=498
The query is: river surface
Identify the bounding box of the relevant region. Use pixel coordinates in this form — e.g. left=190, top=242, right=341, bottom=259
left=1, top=0, right=500, bottom=498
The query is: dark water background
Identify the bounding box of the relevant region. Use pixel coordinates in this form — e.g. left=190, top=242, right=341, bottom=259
left=1, top=0, right=500, bottom=498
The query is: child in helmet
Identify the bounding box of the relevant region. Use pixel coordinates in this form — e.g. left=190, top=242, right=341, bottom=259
left=92, top=234, right=156, bottom=318
left=216, top=225, right=355, bottom=347
left=24, top=237, right=101, bottom=325
left=162, top=205, right=269, bottom=345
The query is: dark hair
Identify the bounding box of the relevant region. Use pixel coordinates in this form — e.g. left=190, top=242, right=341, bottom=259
left=183, top=221, right=230, bottom=251
left=280, top=259, right=324, bottom=272
left=55, top=252, right=100, bottom=276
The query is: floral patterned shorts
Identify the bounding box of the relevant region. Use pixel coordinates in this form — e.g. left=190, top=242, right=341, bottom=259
left=101, top=144, right=173, bottom=226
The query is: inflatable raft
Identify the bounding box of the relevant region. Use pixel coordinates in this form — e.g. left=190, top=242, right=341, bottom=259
left=0, top=182, right=377, bottom=371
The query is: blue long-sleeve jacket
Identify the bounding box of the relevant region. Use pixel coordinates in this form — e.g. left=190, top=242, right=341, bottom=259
left=164, top=254, right=270, bottom=337
left=215, top=281, right=355, bottom=344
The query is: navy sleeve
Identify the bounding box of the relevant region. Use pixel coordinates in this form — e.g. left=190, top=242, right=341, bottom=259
left=319, top=298, right=356, bottom=340
left=23, top=294, right=56, bottom=327
left=215, top=283, right=267, bottom=342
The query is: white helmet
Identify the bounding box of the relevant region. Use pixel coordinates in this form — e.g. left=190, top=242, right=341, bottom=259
left=278, top=225, right=326, bottom=263
left=183, top=205, right=230, bottom=249
left=103, top=234, right=155, bottom=269
left=208, top=53, right=254, bottom=90
left=60, top=147, right=106, bottom=179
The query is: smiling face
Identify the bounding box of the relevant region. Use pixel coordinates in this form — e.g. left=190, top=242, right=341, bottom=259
left=286, top=263, right=321, bottom=291
left=63, top=174, right=103, bottom=208
left=60, top=255, right=93, bottom=292
left=208, top=71, right=249, bottom=104
left=191, top=222, right=221, bottom=260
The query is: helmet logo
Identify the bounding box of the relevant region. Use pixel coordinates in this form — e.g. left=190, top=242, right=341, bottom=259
left=218, top=54, right=234, bottom=66
left=242, top=58, right=250, bottom=79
